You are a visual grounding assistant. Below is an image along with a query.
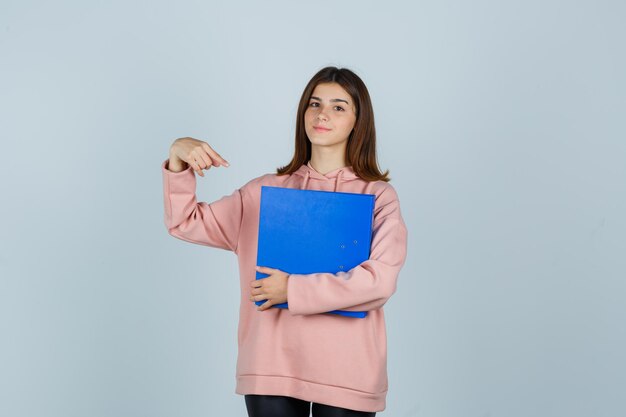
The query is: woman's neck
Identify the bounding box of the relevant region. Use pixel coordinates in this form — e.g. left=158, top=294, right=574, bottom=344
left=309, top=146, right=348, bottom=175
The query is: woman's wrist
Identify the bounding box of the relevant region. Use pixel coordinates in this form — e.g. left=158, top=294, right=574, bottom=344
left=167, top=152, right=188, bottom=172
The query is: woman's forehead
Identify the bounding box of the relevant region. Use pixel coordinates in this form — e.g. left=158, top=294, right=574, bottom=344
left=311, top=83, right=351, bottom=104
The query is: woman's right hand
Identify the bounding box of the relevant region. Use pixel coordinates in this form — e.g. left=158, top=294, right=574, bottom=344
left=169, top=137, right=230, bottom=177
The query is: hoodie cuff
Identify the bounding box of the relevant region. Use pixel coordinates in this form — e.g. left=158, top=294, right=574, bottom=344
left=287, top=272, right=318, bottom=316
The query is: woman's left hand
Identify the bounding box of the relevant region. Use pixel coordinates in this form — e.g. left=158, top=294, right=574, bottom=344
left=250, top=266, right=290, bottom=311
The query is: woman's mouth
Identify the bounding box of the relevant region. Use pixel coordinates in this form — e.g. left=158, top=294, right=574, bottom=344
left=314, top=126, right=331, bottom=132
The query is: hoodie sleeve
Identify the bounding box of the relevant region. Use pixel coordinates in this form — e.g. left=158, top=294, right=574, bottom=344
left=162, top=158, right=243, bottom=253
left=286, top=184, right=408, bottom=316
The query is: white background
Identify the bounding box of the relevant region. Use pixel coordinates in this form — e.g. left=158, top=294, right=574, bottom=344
left=1, top=1, right=624, bottom=416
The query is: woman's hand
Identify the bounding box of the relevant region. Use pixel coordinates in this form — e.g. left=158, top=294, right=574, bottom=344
left=250, top=266, right=290, bottom=311
left=169, top=137, right=230, bottom=177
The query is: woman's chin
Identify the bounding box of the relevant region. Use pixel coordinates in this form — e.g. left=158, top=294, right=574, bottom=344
left=309, top=140, right=348, bottom=150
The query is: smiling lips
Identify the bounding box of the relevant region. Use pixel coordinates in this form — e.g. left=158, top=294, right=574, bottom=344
left=313, top=125, right=331, bottom=132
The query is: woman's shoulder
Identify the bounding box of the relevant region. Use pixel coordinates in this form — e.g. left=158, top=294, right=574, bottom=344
left=368, top=180, right=405, bottom=224
left=237, top=171, right=289, bottom=193
left=368, top=179, right=400, bottom=202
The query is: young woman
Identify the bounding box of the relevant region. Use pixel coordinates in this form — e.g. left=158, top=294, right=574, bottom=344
left=161, top=66, right=408, bottom=417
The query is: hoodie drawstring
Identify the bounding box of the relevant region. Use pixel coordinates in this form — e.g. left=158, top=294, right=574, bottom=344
left=334, top=170, right=343, bottom=192
left=301, top=170, right=310, bottom=190
left=299, top=164, right=348, bottom=192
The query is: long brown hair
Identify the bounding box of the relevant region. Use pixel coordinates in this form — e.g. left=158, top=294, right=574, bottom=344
left=276, top=66, right=390, bottom=182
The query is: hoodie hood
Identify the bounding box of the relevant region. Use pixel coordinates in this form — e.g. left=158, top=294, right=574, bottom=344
left=293, top=161, right=359, bottom=192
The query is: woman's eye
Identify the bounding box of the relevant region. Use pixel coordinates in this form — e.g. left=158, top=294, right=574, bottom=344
left=309, top=102, right=344, bottom=112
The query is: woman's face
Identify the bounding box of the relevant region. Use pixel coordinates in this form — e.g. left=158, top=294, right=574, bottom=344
left=304, top=82, right=357, bottom=150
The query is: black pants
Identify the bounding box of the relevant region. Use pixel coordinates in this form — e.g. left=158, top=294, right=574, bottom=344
left=245, top=394, right=377, bottom=417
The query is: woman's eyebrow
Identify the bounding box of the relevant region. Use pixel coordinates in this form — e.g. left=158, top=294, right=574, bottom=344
left=310, top=96, right=349, bottom=105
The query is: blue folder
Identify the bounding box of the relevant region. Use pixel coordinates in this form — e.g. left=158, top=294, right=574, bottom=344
left=255, top=185, right=375, bottom=318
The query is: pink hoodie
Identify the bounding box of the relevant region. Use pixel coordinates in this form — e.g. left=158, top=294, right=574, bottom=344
left=161, top=158, right=408, bottom=412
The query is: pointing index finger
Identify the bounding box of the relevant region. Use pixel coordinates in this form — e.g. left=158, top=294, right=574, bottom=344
left=202, top=143, right=230, bottom=167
